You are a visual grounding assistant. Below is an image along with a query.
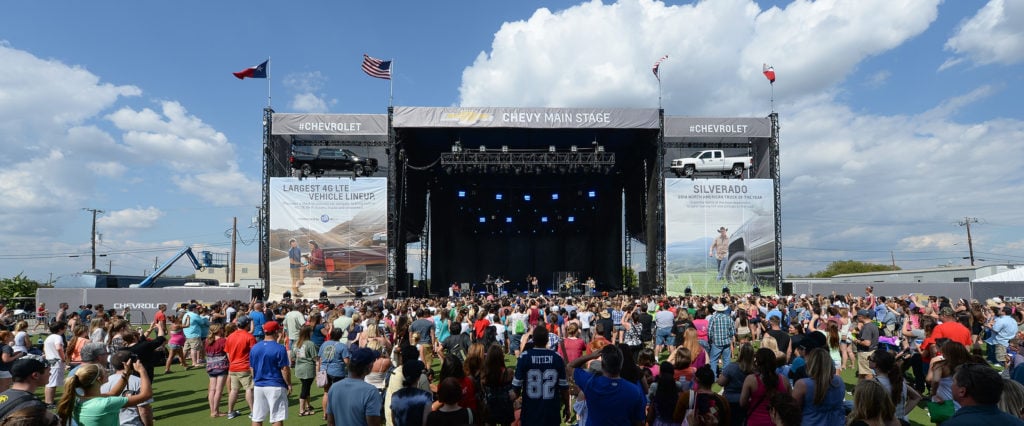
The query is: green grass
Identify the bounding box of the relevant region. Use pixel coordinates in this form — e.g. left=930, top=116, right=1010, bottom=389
left=666, top=270, right=776, bottom=296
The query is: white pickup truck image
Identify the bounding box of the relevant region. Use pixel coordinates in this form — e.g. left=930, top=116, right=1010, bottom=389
left=670, top=150, right=753, bottom=178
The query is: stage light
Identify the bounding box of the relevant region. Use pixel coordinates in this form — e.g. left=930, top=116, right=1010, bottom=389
left=549, top=145, right=555, bottom=152
left=551, top=193, right=559, bottom=200
left=479, top=217, right=486, bottom=223
left=541, top=216, right=548, bottom=223
left=588, top=190, right=596, bottom=198
left=523, top=194, right=531, bottom=201
left=506, top=217, right=512, bottom=223
left=479, top=145, right=486, bottom=152
left=568, top=216, right=575, bottom=222
left=458, top=190, right=466, bottom=198
left=571, top=145, right=578, bottom=152
left=502, top=145, right=508, bottom=153
left=495, top=193, right=503, bottom=200
left=596, top=146, right=605, bottom=152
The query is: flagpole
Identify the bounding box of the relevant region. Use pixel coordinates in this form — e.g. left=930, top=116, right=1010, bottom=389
left=389, top=58, right=394, bottom=108
left=770, top=83, right=774, bottom=113
left=658, top=78, right=663, bottom=110
left=267, top=56, right=272, bottom=108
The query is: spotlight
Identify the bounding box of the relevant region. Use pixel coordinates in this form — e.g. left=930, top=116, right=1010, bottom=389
left=596, top=146, right=605, bottom=152
left=479, top=217, right=486, bottom=223
left=502, top=145, right=508, bottom=153
left=551, top=193, right=559, bottom=200
left=541, top=216, right=548, bottom=223
left=495, top=193, right=503, bottom=200
left=523, top=194, right=531, bottom=201
left=457, top=190, right=466, bottom=198
left=571, top=145, right=578, bottom=152
left=568, top=216, right=575, bottom=222
left=588, top=191, right=596, bottom=198
left=549, top=145, right=556, bottom=152
left=506, top=217, right=512, bottom=223
left=479, top=145, right=486, bottom=152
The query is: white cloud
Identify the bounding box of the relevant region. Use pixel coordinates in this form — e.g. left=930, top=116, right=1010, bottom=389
left=899, top=233, right=960, bottom=250
left=97, top=207, right=164, bottom=235
left=460, top=0, right=940, bottom=114
left=942, top=0, right=1024, bottom=70
left=284, top=71, right=335, bottom=113
left=107, top=101, right=235, bottom=171
left=173, top=168, right=260, bottom=206
left=86, top=161, right=128, bottom=177
left=864, top=70, right=891, bottom=88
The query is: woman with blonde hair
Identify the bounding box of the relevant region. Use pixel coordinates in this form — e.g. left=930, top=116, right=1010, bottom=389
left=56, top=361, right=153, bottom=426
left=680, top=327, right=707, bottom=369
left=291, top=325, right=318, bottom=417
left=999, top=379, right=1024, bottom=420
left=792, top=348, right=845, bottom=425
left=205, top=323, right=229, bottom=417
left=760, top=334, right=785, bottom=363
left=845, top=379, right=900, bottom=426
left=364, top=339, right=392, bottom=391
left=88, top=317, right=107, bottom=345
left=838, top=307, right=855, bottom=370
left=10, top=321, right=30, bottom=354
left=163, top=315, right=188, bottom=373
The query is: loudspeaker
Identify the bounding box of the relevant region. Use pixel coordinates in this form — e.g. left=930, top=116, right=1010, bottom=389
left=405, top=273, right=415, bottom=296
left=638, top=271, right=650, bottom=294
left=779, top=281, right=793, bottom=296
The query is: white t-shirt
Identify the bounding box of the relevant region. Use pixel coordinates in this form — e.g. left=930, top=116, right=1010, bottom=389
left=493, top=323, right=507, bottom=342
left=577, top=311, right=594, bottom=329
left=43, top=334, right=64, bottom=360
left=12, top=331, right=29, bottom=353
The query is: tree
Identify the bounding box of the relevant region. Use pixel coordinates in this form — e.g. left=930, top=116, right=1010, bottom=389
left=0, top=273, right=42, bottom=301
left=622, top=266, right=638, bottom=288
left=809, top=260, right=900, bottom=278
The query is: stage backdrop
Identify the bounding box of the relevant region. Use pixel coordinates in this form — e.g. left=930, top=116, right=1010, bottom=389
left=664, top=179, right=776, bottom=295
left=269, top=177, right=387, bottom=300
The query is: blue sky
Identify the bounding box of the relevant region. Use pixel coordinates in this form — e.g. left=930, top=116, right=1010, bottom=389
left=1, top=0, right=1023, bottom=283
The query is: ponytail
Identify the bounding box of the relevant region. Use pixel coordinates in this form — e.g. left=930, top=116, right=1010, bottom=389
left=56, top=375, right=80, bottom=426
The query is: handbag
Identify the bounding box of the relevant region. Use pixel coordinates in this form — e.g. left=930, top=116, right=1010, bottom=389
left=316, top=369, right=329, bottom=388
left=205, top=353, right=228, bottom=376
left=927, top=400, right=954, bottom=424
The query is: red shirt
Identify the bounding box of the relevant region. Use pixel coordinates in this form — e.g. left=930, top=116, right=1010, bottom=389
left=561, top=337, right=587, bottom=363
left=224, top=329, right=257, bottom=372
left=154, top=310, right=166, bottom=323
left=931, top=321, right=972, bottom=347
left=474, top=318, right=491, bottom=339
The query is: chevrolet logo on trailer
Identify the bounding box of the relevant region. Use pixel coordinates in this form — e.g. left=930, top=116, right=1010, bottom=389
left=440, top=110, right=494, bottom=125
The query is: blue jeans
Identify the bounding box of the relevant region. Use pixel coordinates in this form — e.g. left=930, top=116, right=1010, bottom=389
left=716, top=258, right=727, bottom=280
left=710, top=344, right=732, bottom=376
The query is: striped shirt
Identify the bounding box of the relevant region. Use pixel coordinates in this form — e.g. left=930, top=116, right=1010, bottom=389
left=707, top=312, right=735, bottom=347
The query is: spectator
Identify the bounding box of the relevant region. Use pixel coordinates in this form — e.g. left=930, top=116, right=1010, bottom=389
left=928, top=341, right=976, bottom=412
left=560, top=323, right=587, bottom=364
left=740, top=348, right=790, bottom=426
left=922, top=307, right=972, bottom=355
left=437, top=355, right=477, bottom=413
left=249, top=321, right=291, bottom=426
left=99, top=350, right=152, bottom=426
left=0, top=331, right=26, bottom=390
left=654, top=304, right=675, bottom=358
left=123, top=326, right=166, bottom=384
left=283, top=304, right=305, bottom=350
left=0, top=356, right=57, bottom=424
left=181, top=304, right=207, bottom=368
left=767, top=393, right=801, bottom=426
left=326, top=347, right=383, bottom=426
left=65, top=325, right=89, bottom=368
left=224, top=315, right=257, bottom=420
left=569, top=344, right=645, bottom=426
left=389, top=358, right=433, bottom=426
left=1000, top=379, right=1024, bottom=421
left=846, top=380, right=900, bottom=426
left=410, top=309, right=436, bottom=367
left=291, top=325, right=318, bottom=417
left=480, top=344, right=515, bottom=425
left=319, top=328, right=351, bottom=418
left=56, top=361, right=152, bottom=425
left=10, top=322, right=29, bottom=354
left=718, top=343, right=754, bottom=426
left=162, top=315, right=188, bottom=373
left=204, top=323, right=229, bottom=418
left=942, top=363, right=1024, bottom=425
left=987, top=307, right=1017, bottom=367
left=676, top=365, right=731, bottom=425
left=514, top=326, right=570, bottom=425
left=42, top=321, right=67, bottom=408
left=871, top=349, right=922, bottom=423
left=853, top=309, right=879, bottom=380
left=427, top=377, right=474, bottom=426
left=791, top=348, right=844, bottom=425
left=646, top=361, right=681, bottom=426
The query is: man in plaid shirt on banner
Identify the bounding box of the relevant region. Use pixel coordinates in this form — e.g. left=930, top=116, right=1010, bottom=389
left=707, top=300, right=736, bottom=376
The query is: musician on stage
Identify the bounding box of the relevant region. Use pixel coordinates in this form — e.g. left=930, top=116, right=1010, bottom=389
left=585, top=276, right=596, bottom=295
left=529, top=275, right=540, bottom=294
left=494, top=276, right=505, bottom=295
left=484, top=274, right=495, bottom=294
left=451, top=282, right=460, bottom=298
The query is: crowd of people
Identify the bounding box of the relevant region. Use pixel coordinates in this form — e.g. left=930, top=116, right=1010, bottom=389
left=3, top=287, right=1024, bottom=425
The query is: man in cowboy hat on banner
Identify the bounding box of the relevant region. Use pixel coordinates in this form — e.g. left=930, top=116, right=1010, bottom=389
left=710, top=226, right=729, bottom=280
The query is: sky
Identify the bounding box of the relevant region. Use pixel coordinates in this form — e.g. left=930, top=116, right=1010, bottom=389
left=1, top=0, right=1023, bottom=284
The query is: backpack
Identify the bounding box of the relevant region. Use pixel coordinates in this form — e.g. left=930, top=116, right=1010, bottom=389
left=445, top=335, right=469, bottom=362
left=689, top=393, right=727, bottom=426
left=482, top=381, right=515, bottom=423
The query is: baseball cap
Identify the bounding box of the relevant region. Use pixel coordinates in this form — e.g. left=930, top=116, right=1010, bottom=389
left=80, top=342, right=109, bottom=363
left=10, top=355, right=47, bottom=379
left=856, top=309, right=874, bottom=318
left=235, top=314, right=251, bottom=328
left=939, top=306, right=955, bottom=317
left=349, top=347, right=379, bottom=368
left=262, top=321, right=281, bottom=334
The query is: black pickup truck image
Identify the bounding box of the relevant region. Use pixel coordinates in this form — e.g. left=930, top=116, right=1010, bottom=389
left=290, top=148, right=379, bottom=178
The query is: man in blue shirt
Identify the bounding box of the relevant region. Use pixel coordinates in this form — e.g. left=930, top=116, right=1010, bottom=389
left=986, top=306, right=1018, bottom=366
left=325, top=347, right=382, bottom=426
left=944, top=363, right=1024, bottom=425
left=568, top=344, right=645, bottom=426
left=512, top=326, right=570, bottom=425
left=250, top=302, right=267, bottom=340
left=250, top=321, right=291, bottom=425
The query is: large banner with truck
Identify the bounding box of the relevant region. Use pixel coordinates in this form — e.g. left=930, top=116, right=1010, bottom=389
left=269, top=177, right=387, bottom=301
left=664, top=178, right=776, bottom=295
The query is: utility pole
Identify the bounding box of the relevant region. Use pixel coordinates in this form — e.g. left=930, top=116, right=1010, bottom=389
left=890, top=251, right=897, bottom=270
left=958, top=217, right=980, bottom=266
left=230, top=217, right=238, bottom=283
left=108, top=260, right=112, bottom=274
left=82, top=208, right=104, bottom=271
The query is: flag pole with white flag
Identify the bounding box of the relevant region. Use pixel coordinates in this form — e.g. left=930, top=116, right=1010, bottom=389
left=652, top=55, right=668, bottom=109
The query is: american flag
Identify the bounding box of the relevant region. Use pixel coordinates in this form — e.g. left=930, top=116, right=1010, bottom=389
left=362, top=54, right=392, bottom=80
left=652, top=54, right=669, bottom=81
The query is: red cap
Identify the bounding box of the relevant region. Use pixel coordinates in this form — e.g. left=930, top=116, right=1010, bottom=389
left=262, top=321, right=281, bottom=333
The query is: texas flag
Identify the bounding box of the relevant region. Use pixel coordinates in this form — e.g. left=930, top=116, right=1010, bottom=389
left=233, top=60, right=268, bottom=79
left=762, top=63, right=776, bottom=84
